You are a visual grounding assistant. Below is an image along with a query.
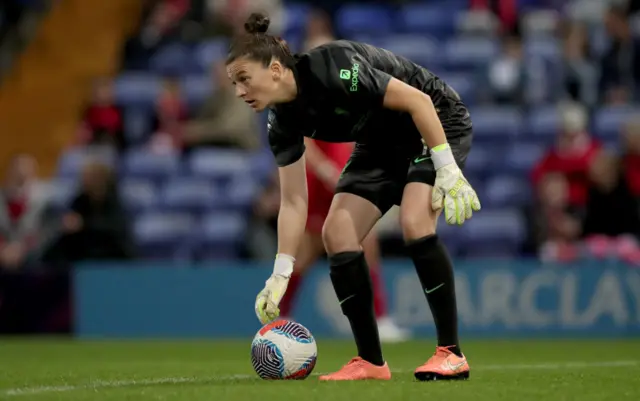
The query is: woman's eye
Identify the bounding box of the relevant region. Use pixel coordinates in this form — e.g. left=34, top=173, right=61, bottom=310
left=239, top=76, right=248, bottom=83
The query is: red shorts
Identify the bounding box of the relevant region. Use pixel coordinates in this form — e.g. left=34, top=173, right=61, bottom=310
left=306, top=141, right=353, bottom=233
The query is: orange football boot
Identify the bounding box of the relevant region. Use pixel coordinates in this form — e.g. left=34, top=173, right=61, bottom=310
left=319, top=357, right=392, bottom=381
left=414, top=346, right=469, bottom=381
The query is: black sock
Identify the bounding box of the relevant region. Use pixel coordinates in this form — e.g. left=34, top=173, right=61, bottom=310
left=329, top=251, right=384, bottom=366
left=406, top=235, right=462, bottom=357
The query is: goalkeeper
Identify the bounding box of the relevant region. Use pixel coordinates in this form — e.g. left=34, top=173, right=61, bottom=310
left=228, top=13, right=481, bottom=381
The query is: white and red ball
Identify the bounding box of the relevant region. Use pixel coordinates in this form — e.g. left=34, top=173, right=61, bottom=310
left=251, top=320, right=317, bottom=380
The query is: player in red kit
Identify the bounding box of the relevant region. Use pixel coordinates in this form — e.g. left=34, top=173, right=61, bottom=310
left=277, top=138, right=411, bottom=342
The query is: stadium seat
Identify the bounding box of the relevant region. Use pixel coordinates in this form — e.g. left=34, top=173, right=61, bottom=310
left=528, top=106, right=560, bottom=141
left=283, top=3, right=310, bottom=36
left=181, top=75, right=214, bottom=107
left=160, top=178, right=217, bottom=212
left=524, top=37, right=561, bottom=61
left=463, top=209, right=526, bottom=251
left=397, top=4, right=458, bottom=37
left=113, top=74, right=162, bottom=107
left=378, top=35, right=439, bottom=65
left=504, top=142, right=546, bottom=173
left=44, top=179, right=77, bottom=209
left=593, top=106, right=638, bottom=139
left=188, top=149, right=253, bottom=179
left=218, top=174, right=261, bottom=209
left=445, top=37, right=498, bottom=68
left=335, top=5, right=393, bottom=36
left=134, top=212, right=194, bottom=259
left=149, top=43, right=195, bottom=76
left=468, top=107, right=523, bottom=140
left=57, top=146, right=118, bottom=177
left=437, top=73, right=475, bottom=104
left=119, top=179, right=158, bottom=212
left=123, top=108, right=153, bottom=146
left=194, top=39, right=228, bottom=71
left=193, top=212, right=248, bottom=259
left=121, top=149, right=180, bottom=181
left=464, top=145, right=495, bottom=176
left=484, top=175, right=532, bottom=207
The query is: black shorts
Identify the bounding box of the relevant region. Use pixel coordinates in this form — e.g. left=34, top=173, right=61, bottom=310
left=335, top=134, right=473, bottom=215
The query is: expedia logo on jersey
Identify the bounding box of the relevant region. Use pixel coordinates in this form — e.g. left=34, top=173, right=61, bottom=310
left=349, top=62, right=360, bottom=92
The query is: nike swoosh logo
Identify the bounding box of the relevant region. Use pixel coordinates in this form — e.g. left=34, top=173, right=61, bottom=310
left=425, top=283, right=444, bottom=294
left=445, top=359, right=467, bottom=371
left=414, top=156, right=431, bottom=164
left=338, top=294, right=355, bottom=305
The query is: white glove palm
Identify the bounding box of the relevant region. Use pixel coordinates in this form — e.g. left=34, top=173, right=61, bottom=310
left=430, top=144, right=481, bottom=225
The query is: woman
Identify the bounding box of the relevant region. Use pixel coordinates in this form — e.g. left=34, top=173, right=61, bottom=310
left=228, top=14, right=480, bottom=381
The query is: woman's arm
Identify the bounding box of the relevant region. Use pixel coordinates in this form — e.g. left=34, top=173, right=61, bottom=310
left=276, top=155, right=308, bottom=260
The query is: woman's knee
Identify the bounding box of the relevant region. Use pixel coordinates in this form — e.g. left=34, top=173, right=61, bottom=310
left=321, top=215, right=361, bottom=255
left=400, top=210, right=438, bottom=240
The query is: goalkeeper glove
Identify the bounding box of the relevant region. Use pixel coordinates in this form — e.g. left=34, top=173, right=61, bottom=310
left=430, top=143, right=481, bottom=225
left=255, top=254, right=294, bottom=324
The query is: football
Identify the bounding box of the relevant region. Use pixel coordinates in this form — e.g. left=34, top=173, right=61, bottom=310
left=251, top=320, right=318, bottom=380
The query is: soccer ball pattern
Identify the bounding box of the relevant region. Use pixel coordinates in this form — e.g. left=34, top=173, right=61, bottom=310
left=251, top=320, right=317, bottom=380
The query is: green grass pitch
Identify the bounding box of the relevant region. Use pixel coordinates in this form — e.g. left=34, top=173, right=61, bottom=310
left=1, top=339, right=638, bottom=400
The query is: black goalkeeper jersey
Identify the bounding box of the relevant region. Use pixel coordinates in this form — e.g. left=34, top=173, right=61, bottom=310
left=268, top=40, right=472, bottom=167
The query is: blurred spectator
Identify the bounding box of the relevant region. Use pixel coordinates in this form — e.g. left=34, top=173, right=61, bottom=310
left=0, top=155, right=52, bottom=271
left=77, top=79, right=125, bottom=151
left=561, top=23, right=598, bottom=107
left=583, top=151, right=640, bottom=262
left=622, top=117, right=640, bottom=196
left=244, top=172, right=280, bottom=260
left=148, top=78, right=188, bottom=154
left=182, top=62, right=260, bottom=151
left=304, top=9, right=335, bottom=51
left=484, top=35, right=528, bottom=105
left=529, top=173, right=583, bottom=262
left=122, top=0, right=188, bottom=70
left=532, top=103, right=602, bottom=207
left=470, top=0, right=518, bottom=34
left=599, top=4, right=640, bottom=104
left=203, top=0, right=283, bottom=38
left=43, top=162, right=134, bottom=263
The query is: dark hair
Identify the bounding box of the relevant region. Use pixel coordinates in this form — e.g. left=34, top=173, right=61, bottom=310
left=226, top=13, right=296, bottom=69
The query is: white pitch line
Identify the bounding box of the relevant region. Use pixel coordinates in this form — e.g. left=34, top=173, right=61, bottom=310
left=2, top=360, right=638, bottom=397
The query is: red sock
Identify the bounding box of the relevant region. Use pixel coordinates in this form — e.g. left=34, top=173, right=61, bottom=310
left=279, top=272, right=303, bottom=318
left=369, top=265, right=387, bottom=318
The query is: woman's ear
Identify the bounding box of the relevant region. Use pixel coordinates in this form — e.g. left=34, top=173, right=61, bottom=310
left=270, top=60, right=283, bottom=81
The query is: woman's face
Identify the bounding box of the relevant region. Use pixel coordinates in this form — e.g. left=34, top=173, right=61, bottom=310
left=226, top=57, right=283, bottom=112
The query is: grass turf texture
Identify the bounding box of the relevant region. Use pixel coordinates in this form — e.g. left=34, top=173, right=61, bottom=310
left=0, top=339, right=638, bottom=401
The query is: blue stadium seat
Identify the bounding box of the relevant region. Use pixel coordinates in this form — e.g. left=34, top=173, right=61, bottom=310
left=194, top=39, right=228, bottom=71
left=121, top=149, right=179, bottom=181
left=218, top=174, right=261, bottom=209
left=524, top=37, right=561, bottom=61
left=134, top=212, right=194, bottom=259
left=57, top=146, right=118, bottom=177
left=504, top=142, right=546, bottom=173
left=378, top=35, right=438, bottom=65
left=397, top=4, right=457, bottom=37
left=335, top=5, right=393, bottom=36
left=44, top=179, right=77, bottom=209
left=123, top=108, right=153, bottom=146
left=160, top=178, right=216, bottom=212
left=445, top=37, right=498, bottom=68
left=469, top=107, right=523, bottom=140
left=119, top=179, right=158, bottom=212
left=438, top=73, right=475, bottom=104
left=113, top=74, right=162, bottom=107
left=593, top=106, right=638, bottom=139
left=181, top=75, right=213, bottom=107
left=463, top=209, right=526, bottom=256
left=283, top=3, right=310, bottom=36
left=188, top=149, right=253, bottom=179
left=484, top=175, right=532, bottom=207
left=193, top=211, right=247, bottom=259
left=464, top=145, right=495, bottom=176
left=528, top=106, right=560, bottom=141
left=149, top=43, right=195, bottom=76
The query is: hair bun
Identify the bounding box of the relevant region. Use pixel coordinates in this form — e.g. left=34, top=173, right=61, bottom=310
left=244, top=13, right=270, bottom=34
